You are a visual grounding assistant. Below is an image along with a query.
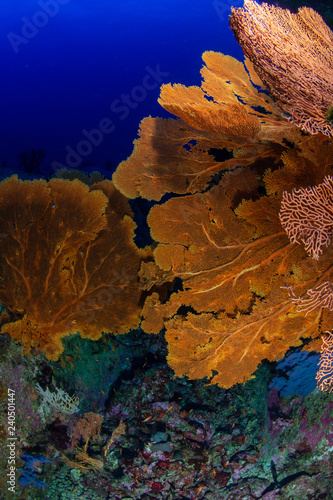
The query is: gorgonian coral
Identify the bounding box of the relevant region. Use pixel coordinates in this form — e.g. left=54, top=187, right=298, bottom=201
left=0, top=176, right=148, bottom=360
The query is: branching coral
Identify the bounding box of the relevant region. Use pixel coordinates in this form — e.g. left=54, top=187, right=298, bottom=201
left=3, top=1, right=331, bottom=393
left=0, top=176, right=148, bottom=360
left=36, top=384, right=79, bottom=414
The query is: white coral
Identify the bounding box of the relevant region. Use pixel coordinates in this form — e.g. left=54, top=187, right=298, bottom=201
left=36, top=383, right=79, bottom=414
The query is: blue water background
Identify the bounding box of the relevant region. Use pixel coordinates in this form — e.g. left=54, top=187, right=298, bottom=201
left=0, top=0, right=243, bottom=176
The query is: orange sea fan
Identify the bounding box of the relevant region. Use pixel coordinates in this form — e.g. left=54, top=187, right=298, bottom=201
left=137, top=142, right=333, bottom=387
left=113, top=51, right=303, bottom=202
left=111, top=46, right=333, bottom=387
left=158, top=51, right=300, bottom=143
left=140, top=174, right=333, bottom=386
left=0, top=176, right=148, bottom=360
left=230, top=0, right=333, bottom=136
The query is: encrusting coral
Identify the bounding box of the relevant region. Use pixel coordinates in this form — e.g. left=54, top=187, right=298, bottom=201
left=0, top=176, right=149, bottom=360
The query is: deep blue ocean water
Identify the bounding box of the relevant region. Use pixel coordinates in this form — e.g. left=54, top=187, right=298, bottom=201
left=1, top=0, right=244, bottom=177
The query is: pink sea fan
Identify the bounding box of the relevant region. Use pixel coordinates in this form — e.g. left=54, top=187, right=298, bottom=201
left=279, top=175, right=333, bottom=260
left=316, top=331, right=333, bottom=393
left=284, top=281, right=333, bottom=316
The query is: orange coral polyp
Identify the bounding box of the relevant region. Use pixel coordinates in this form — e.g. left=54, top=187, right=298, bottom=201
left=0, top=176, right=145, bottom=359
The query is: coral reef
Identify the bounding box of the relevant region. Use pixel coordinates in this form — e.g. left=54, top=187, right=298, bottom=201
left=39, top=353, right=333, bottom=499
left=36, top=384, right=80, bottom=415
left=1, top=1, right=333, bottom=499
